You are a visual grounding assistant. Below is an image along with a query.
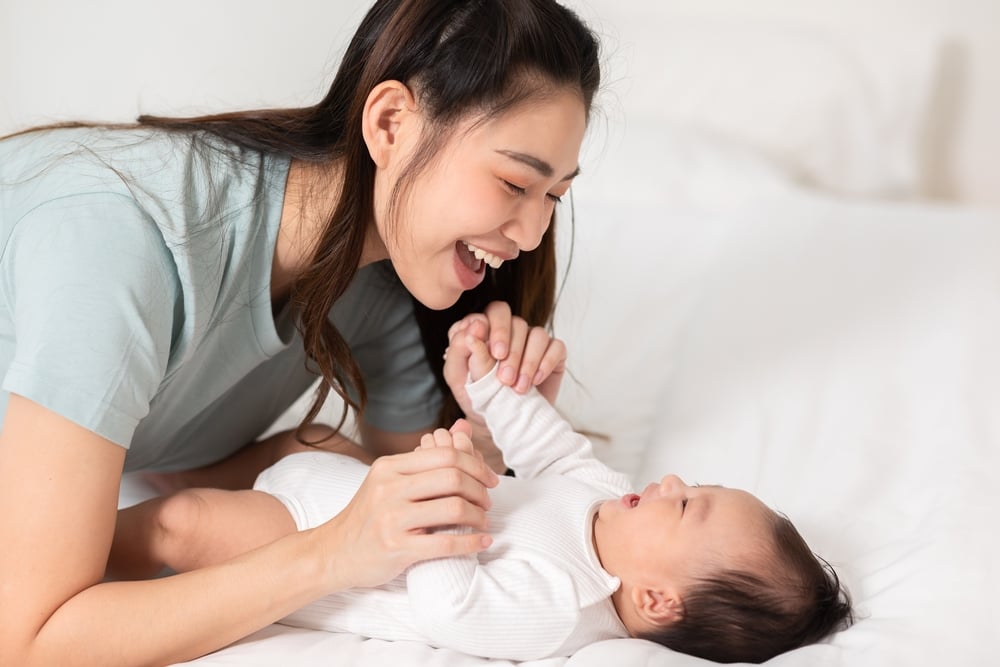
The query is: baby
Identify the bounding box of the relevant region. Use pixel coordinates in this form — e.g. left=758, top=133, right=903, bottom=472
left=112, top=334, right=852, bottom=663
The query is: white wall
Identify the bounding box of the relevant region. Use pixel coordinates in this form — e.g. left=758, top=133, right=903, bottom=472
left=2, top=0, right=996, bottom=206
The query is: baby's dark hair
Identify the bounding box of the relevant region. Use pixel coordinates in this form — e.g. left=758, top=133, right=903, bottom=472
left=639, top=513, right=854, bottom=664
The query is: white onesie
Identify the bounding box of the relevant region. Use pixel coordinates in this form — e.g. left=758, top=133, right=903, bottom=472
left=253, top=363, right=634, bottom=660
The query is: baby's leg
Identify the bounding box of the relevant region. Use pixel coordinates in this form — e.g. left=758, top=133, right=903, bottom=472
left=142, top=424, right=373, bottom=493
left=109, top=488, right=295, bottom=580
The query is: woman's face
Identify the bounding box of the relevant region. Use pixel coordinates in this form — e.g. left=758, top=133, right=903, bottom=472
left=372, top=87, right=588, bottom=310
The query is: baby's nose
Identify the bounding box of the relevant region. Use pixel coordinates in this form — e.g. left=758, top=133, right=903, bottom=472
left=659, top=474, right=688, bottom=495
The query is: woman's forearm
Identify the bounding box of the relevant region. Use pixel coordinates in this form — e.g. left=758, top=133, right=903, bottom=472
left=23, top=527, right=343, bottom=667
left=3, top=396, right=495, bottom=667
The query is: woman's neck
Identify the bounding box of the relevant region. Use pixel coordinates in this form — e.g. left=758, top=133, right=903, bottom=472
left=272, top=159, right=335, bottom=302
left=272, top=158, right=390, bottom=304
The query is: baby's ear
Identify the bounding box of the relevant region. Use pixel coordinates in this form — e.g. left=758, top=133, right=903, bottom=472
left=632, top=587, right=685, bottom=627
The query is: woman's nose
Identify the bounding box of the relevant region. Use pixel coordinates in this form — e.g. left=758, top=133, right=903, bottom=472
left=503, top=204, right=552, bottom=252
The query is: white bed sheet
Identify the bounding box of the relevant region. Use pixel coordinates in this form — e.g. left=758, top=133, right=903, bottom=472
left=120, top=180, right=999, bottom=667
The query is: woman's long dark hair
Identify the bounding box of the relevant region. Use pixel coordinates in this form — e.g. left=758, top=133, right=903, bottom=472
left=131, top=0, right=600, bottom=432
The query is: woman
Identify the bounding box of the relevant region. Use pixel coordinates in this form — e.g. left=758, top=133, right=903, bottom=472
left=0, top=0, right=601, bottom=664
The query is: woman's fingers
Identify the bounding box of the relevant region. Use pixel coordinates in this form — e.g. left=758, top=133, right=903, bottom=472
left=320, top=448, right=498, bottom=587
left=398, top=494, right=491, bottom=533
left=483, top=301, right=513, bottom=361
left=496, top=317, right=528, bottom=388
left=401, top=465, right=493, bottom=513
left=377, top=446, right=499, bottom=492
left=507, top=325, right=560, bottom=393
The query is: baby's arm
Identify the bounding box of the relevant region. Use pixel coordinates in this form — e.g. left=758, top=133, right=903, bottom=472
left=448, top=333, right=630, bottom=489
left=405, top=424, right=580, bottom=660
left=108, top=488, right=296, bottom=580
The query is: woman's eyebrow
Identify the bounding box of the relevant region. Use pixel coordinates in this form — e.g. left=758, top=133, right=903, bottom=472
left=495, top=149, right=581, bottom=181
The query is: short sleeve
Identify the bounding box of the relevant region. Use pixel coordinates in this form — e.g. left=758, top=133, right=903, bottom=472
left=1, top=194, right=179, bottom=446
left=332, top=262, right=441, bottom=433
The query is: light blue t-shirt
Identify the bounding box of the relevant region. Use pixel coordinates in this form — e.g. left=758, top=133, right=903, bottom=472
left=0, top=127, right=440, bottom=471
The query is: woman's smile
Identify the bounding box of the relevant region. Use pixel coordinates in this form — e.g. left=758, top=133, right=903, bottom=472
left=453, top=241, right=488, bottom=290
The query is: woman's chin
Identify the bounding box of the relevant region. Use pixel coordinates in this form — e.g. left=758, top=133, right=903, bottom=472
left=413, top=286, right=464, bottom=311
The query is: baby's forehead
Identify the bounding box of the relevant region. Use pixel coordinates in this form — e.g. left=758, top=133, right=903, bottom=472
left=703, top=484, right=774, bottom=516
left=706, top=488, right=779, bottom=547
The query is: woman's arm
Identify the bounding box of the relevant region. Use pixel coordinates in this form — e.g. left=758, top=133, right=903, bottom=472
left=0, top=394, right=497, bottom=667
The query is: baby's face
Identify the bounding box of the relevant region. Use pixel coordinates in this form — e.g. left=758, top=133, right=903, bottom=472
left=594, top=475, right=774, bottom=588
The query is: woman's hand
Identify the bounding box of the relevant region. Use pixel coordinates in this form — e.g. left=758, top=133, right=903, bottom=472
left=442, top=303, right=566, bottom=473
left=314, top=443, right=498, bottom=590
left=456, top=301, right=565, bottom=400
left=445, top=301, right=566, bottom=408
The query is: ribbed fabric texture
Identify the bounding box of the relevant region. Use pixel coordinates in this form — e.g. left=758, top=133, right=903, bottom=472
left=259, top=365, right=633, bottom=659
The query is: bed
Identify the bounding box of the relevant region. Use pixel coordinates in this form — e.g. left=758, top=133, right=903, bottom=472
left=88, top=2, right=996, bottom=665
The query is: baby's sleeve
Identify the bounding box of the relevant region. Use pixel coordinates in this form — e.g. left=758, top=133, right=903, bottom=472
left=406, top=544, right=581, bottom=660
left=465, top=365, right=632, bottom=494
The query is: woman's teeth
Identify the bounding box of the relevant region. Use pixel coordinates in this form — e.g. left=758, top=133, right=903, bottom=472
left=464, top=242, right=504, bottom=269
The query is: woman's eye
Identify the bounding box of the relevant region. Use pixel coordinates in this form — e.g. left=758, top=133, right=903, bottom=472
left=502, top=180, right=526, bottom=196
left=546, top=192, right=563, bottom=204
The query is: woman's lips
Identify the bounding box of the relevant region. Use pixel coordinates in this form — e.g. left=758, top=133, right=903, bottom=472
left=453, top=241, right=486, bottom=290
left=456, top=240, right=484, bottom=272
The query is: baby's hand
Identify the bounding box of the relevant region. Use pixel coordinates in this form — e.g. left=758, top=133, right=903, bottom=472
left=445, top=320, right=496, bottom=382
left=446, top=305, right=566, bottom=404
left=418, top=418, right=476, bottom=455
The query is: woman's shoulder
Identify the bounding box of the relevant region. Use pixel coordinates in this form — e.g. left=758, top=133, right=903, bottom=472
left=0, top=125, right=176, bottom=208
left=1, top=124, right=290, bottom=240
left=1, top=124, right=285, bottom=191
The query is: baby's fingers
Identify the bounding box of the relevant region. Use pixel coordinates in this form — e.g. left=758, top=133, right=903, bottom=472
left=464, top=334, right=495, bottom=381
left=445, top=419, right=476, bottom=456
left=448, top=313, right=488, bottom=343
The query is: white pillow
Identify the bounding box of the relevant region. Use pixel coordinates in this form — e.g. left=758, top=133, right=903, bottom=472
left=555, top=122, right=803, bottom=479
left=578, top=119, right=798, bottom=211
left=590, top=13, right=942, bottom=198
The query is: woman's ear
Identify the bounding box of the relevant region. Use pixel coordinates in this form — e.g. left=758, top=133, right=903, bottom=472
left=361, top=80, right=419, bottom=168
left=631, top=586, right=685, bottom=626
